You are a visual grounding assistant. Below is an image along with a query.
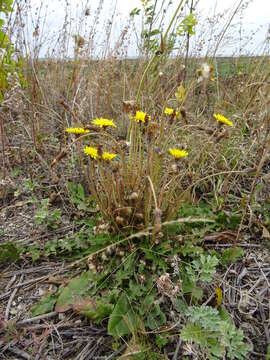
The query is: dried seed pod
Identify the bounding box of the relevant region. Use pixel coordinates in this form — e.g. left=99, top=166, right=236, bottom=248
left=114, top=207, right=132, bottom=217
left=154, top=232, right=164, bottom=244
left=115, top=216, right=125, bottom=226
left=123, top=100, right=138, bottom=114
left=215, top=129, right=228, bottom=143
left=74, top=35, right=85, bottom=48
left=112, top=162, right=120, bottom=173
left=147, top=122, right=159, bottom=142
left=49, top=191, right=58, bottom=204
left=97, top=144, right=103, bottom=157
left=139, top=274, right=146, bottom=284
left=101, top=253, right=108, bottom=261
left=97, top=265, right=103, bottom=272
left=137, top=223, right=145, bottom=231
left=88, top=262, right=96, bottom=273
left=154, top=146, right=163, bottom=156
left=177, top=143, right=187, bottom=150
left=119, top=140, right=130, bottom=150
left=128, top=192, right=139, bottom=201
left=180, top=107, right=187, bottom=124
left=105, top=245, right=115, bottom=256
left=122, top=207, right=133, bottom=217
left=134, top=213, right=144, bottom=221
left=171, top=163, right=178, bottom=173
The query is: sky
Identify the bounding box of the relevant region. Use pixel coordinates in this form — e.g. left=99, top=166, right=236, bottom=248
left=24, top=0, right=270, bottom=57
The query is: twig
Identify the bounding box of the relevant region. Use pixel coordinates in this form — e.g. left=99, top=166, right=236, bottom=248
left=172, top=338, right=182, bottom=360
left=205, top=243, right=261, bottom=248
left=106, top=344, right=127, bottom=360
left=74, top=340, right=94, bottom=360
left=5, top=275, right=16, bottom=290
left=0, top=112, right=7, bottom=178
left=7, top=346, right=31, bottom=360
left=4, top=264, right=63, bottom=278
left=4, top=288, right=18, bottom=321
left=5, top=274, right=24, bottom=321
left=16, top=312, right=58, bottom=327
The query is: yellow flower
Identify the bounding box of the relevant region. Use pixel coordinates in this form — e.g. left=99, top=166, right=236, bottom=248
left=92, top=118, right=117, bottom=129
left=65, top=127, right=89, bottom=135
left=84, top=146, right=99, bottom=160
left=169, top=148, right=188, bottom=159
left=164, top=107, right=179, bottom=117
left=84, top=146, right=117, bottom=161
left=102, top=152, right=117, bottom=161
left=129, top=111, right=151, bottom=123
left=213, top=113, right=233, bottom=127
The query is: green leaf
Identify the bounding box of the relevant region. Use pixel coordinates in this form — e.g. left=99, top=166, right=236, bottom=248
left=181, top=323, right=210, bottom=347
left=55, top=271, right=94, bottom=312
left=181, top=305, right=248, bottom=359
left=190, top=254, right=219, bottom=283
left=220, top=247, right=244, bottom=267
left=129, top=7, right=141, bottom=17
left=0, top=242, right=19, bottom=263
left=146, top=303, right=166, bottom=330
left=28, top=245, right=41, bottom=262
left=108, top=293, right=136, bottom=337
left=73, top=296, right=113, bottom=323
left=180, top=243, right=204, bottom=257
left=174, top=298, right=188, bottom=313
left=155, top=334, right=169, bottom=348
left=216, top=212, right=241, bottom=229
left=31, top=294, right=57, bottom=316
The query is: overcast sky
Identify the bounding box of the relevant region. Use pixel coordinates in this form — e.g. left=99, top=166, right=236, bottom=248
left=26, top=0, right=269, bottom=57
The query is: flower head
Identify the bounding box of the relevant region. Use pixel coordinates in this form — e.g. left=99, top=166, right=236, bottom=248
left=92, top=118, right=117, bottom=129
left=213, top=113, right=233, bottom=127
left=102, top=152, right=117, bottom=161
left=65, top=127, right=89, bottom=135
left=84, top=146, right=98, bottom=160
left=129, top=111, right=151, bottom=123
left=169, top=148, right=188, bottom=159
left=197, top=62, right=214, bottom=83
left=84, top=146, right=117, bottom=161
left=164, top=107, right=179, bottom=117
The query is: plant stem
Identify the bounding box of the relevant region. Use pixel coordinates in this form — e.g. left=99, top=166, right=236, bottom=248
left=136, top=0, right=185, bottom=104
left=164, top=0, right=185, bottom=42
left=183, top=0, right=194, bottom=84
left=0, top=113, right=7, bottom=178
left=136, top=55, right=157, bottom=104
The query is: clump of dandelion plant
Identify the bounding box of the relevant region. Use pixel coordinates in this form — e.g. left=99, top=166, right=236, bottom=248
left=62, top=1, right=235, bottom=235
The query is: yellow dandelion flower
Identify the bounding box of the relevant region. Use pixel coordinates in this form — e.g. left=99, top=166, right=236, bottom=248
left=213, top=113, right=233, bottom=127
left=65, top=127, right=89, bottom=135
left=84, top=146, right=99, bottom=160
left=164, top=107, right=179, bottom=117
left=84, top=146, right=117, bottom=161
left=129, top=111, right=151, bottom=123
left=91, top=118, right=117, bottom=129
left=102, top=152, right=117, bottom=161
left=169, top=148, right=188, bottom=159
